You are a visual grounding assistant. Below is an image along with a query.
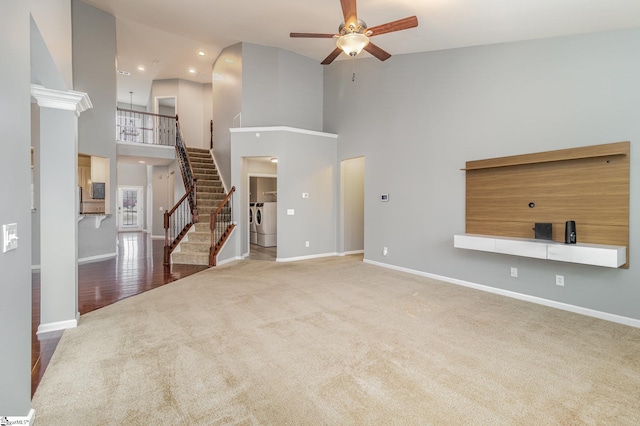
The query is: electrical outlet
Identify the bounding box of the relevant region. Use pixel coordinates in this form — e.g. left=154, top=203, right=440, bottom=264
left=556, top=275, right=565, bottom=286
left=383, top=247, right=388, bottom=256
left=510, top=267, right=518, bottom=278
left=305, top=241, right=309, bottom=247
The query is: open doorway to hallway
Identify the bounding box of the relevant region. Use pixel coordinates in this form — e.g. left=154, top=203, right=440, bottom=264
left=340, top=157, right=365, bottom=255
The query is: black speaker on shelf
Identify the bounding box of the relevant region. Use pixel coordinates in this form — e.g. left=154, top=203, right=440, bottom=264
left=565, top=221, right=576, bottom=244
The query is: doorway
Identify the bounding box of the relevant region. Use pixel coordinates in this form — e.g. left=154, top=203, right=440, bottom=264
left=340, top=157, right=365, bottom=255
left=247, top=157, right=278, bottom=260
left=117, top=186, right=144, bottom=231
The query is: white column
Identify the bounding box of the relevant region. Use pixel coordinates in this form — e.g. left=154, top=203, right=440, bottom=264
left=31, top=85, right=92, bottom=333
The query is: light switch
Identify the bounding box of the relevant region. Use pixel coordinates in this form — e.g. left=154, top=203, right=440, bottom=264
left=287, top=209, right=295, bottom=215
left=3, top=223, right=18, bottom=253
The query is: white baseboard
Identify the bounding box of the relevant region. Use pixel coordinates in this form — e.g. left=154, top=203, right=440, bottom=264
left=364, top=259, right=640, bottom=329
left=339, top=250, right=364, bottom=256
left=37, top=312, right=80, bottom=335
left=277, top=252, right=338, bottom=262
left=216, top=256, right=243, bottom=266
left=78, top=251, right=117, bottom=264
left=6, top=408, right=35, bottom=425
left=151, top=235, right=164, bottom=240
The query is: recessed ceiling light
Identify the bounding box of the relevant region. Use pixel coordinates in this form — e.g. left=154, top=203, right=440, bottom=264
left=188, top=68, right=196, bottom=74
left=117, top=70, right=130, bottom=76
left=137, top=65, right=145, bottom=71
left=138, top=160, right=146, bottom=164
left=197, top=50, right=205, bottom=57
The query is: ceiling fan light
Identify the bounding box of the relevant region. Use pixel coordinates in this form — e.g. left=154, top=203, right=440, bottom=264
left=336, top=32, right=369, bottom=57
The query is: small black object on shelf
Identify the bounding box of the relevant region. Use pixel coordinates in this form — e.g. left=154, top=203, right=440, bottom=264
left=533, top=223, right=553, bottom=240
left=565, top=221, right=577, bottom=244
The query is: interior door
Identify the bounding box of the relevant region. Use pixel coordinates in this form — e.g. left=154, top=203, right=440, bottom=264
left=117, top=186, right=143, bottom=231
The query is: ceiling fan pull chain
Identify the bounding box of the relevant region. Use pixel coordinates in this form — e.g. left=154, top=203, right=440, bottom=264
left=352, top=56, right=356, bottom=82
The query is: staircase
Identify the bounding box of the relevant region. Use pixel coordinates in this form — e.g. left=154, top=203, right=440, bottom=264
left=171, top=147, right=225, bottom=265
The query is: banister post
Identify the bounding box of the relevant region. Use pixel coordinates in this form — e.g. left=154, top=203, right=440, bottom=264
left=163, top=210, right=170, bottom=265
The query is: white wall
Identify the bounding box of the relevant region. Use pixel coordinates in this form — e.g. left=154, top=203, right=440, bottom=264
left=324, top=28, right=640, bottom=322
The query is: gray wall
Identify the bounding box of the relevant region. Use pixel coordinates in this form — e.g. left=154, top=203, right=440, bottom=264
left=150, top=78, right=208, bottom=149
left=72, top=0, right=118, bottom=260
left=242, top=44, right=323, bottom=130
left=1, top=0, right=33, bottom=416
left=324, top=28, right=640, bottom=321
left=212, top=43, right=243, bottom=190
left=31, top=103, right=42, bottom=267
left=151, top=166, right=170, bottom=237
left=212, top=43, right=324, bottom=189
left=230, top=129, right=337, bottom=260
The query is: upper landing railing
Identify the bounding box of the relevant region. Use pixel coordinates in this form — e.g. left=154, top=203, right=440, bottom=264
left=116, top=107, right=176, bottom=146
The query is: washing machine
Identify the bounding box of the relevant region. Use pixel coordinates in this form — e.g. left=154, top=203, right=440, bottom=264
left=249, top=202, right=257, bottom=244
left=255, top=202, right=277, bottom=247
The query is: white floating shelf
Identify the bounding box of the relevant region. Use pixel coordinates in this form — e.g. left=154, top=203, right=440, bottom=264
left=454, top=234, right=626, bottom=268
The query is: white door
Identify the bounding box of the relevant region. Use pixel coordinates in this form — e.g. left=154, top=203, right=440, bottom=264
left=117, top=186, right=144, bottom=231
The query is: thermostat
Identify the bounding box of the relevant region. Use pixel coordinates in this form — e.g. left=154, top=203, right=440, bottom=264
left=380, top=194, right=389, bottom=202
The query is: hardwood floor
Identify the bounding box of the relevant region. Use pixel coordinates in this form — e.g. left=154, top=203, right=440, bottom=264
left=31, top=232, right=209, bottom=397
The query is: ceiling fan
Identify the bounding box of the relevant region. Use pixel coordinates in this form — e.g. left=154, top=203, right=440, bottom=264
left=290, top=0, right=418, bottom=65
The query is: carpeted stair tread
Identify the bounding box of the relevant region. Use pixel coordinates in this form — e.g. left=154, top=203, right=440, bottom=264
left=171, top=147, right=230, bottom=266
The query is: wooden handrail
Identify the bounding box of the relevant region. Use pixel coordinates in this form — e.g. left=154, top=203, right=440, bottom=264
left=211, top=186, right=236, bottom=223
left=209, top=186, right=236, bottom=266
left=167, top=183, right=195, bottom=217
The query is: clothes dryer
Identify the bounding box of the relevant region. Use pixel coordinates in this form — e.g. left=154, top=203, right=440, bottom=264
left=255, top=202, right=277, bottom=247
left=249, top=202, right=257, bottom=244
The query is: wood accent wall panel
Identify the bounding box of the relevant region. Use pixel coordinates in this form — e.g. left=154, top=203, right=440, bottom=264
left=465, top=142, right=630, bottom=268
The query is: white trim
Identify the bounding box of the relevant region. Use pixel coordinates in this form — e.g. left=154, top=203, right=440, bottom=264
left=78, top=251, right=118, bottom=264
left=37, top=312, right=80, bottom=335
left=364, top=259, right=640, bottom=329
left=277, top=252, right=338, bottom=262
left=31, top=264, right=41, bottom=271
left=230, top=126, right=338, bottom=139
left=216, top=256, right=243, bottom=266
left=28, top=408, right=35, bottom=425
left=339, top=250, right=364, bottom=256
left=151, top=235, right=165, bottom=240
left=116, top=140, right=175, bottom=151
left=31, top=84, right=92, bottom=117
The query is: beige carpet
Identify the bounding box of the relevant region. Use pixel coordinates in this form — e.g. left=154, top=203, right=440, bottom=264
left=32, top=256, right=640, bottom=425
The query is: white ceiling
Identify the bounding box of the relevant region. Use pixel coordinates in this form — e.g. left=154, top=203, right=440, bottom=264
left=80, top=0, right=640, bottom=106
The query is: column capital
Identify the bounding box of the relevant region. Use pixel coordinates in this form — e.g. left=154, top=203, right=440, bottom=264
left=31, top=84, right=93, bottom=117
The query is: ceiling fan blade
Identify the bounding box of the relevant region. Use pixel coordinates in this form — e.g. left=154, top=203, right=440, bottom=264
left=368, top=16, right=418, bottom=36
left=364, top=42, right=391, bottom=61
left=321, top=47, right=343, bottom=65
left=290, top=32, right=336, bottom=38
left=341, top=0, right=358, bottom=27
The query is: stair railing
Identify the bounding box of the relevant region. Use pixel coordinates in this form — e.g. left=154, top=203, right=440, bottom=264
left=163, top=116, right=198, bottom=265
left=209, top=186, right=236, bottom=266
left=116, top=107, right=176, bottom=145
